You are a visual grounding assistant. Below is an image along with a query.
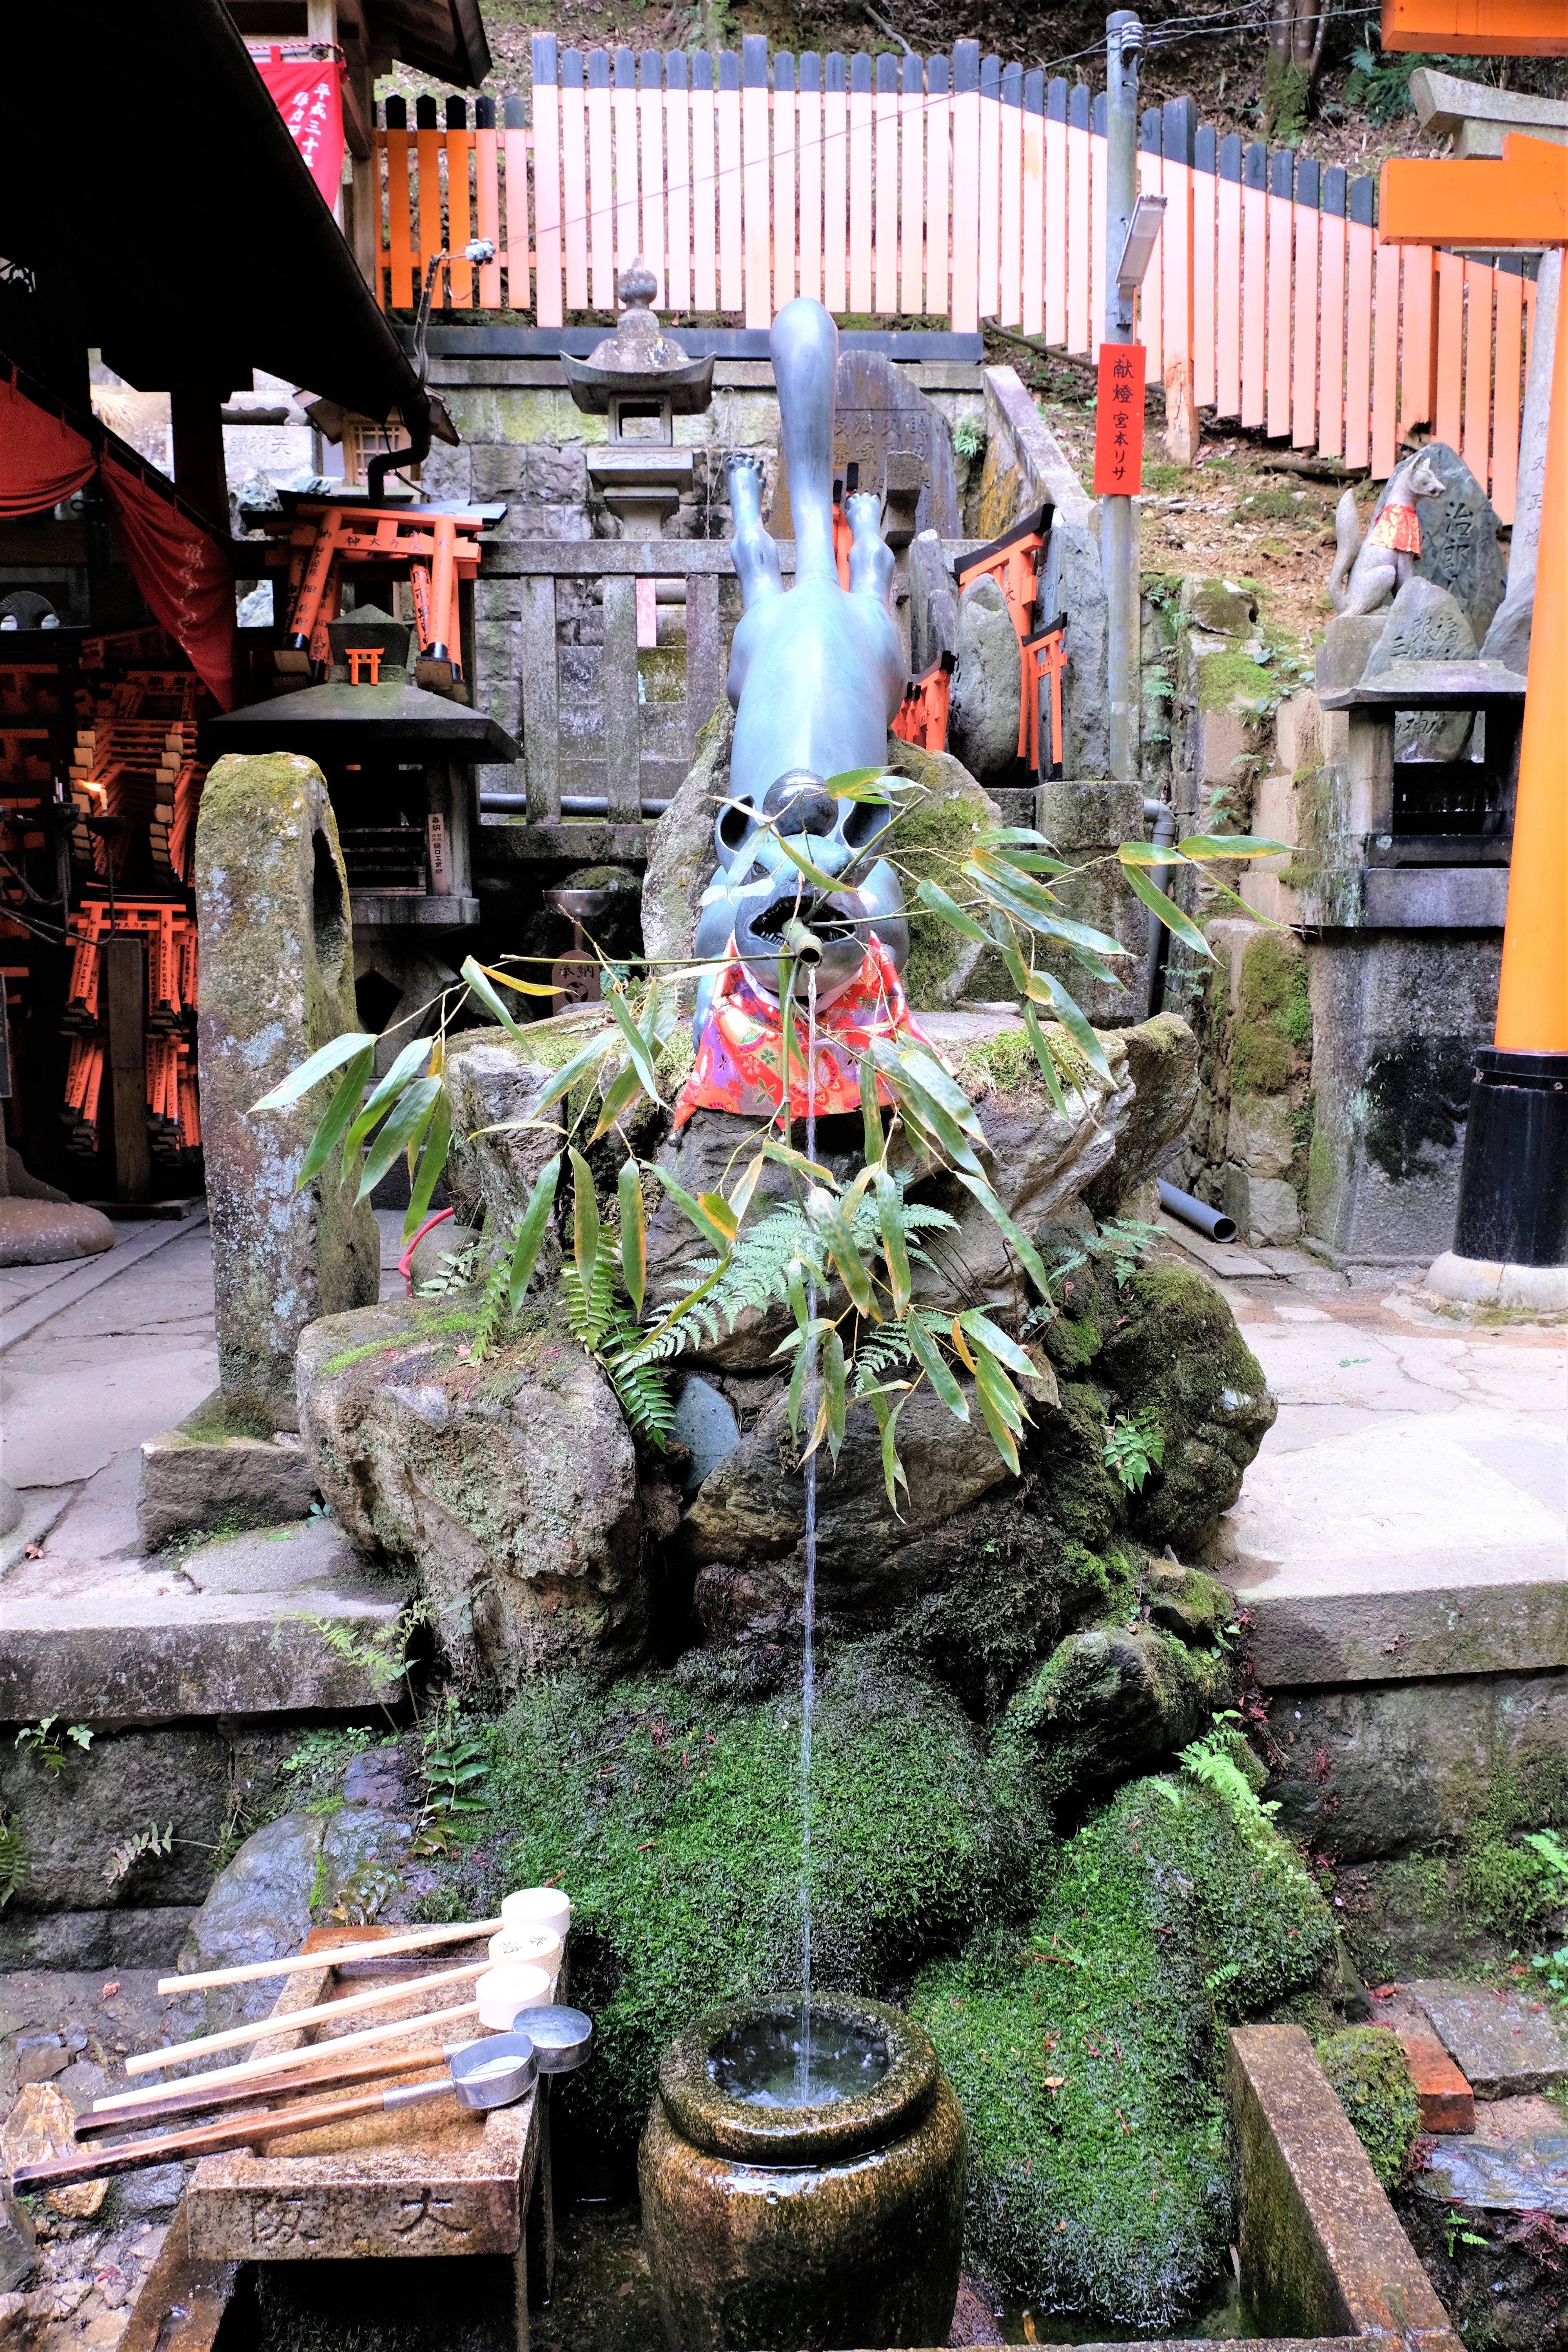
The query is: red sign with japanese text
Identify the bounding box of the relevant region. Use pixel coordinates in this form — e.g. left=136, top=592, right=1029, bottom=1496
left=254, top=50, right=347, bottom=208
left=1092, top=342, right=1148, bottom=496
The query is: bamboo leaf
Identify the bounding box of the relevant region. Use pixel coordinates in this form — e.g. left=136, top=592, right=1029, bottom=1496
left=728, top=1151, right=766, bottom=1223
left=590, top=1058, right=647, bottom=1142
left=976, top=1380, right=1022, bottom=1475
left=1120, top=862, right=1215, bottom=958
left=967, top=857, right=1129, bottom=958
left=355, top=1077, right=440, bottom=1203
left=478, top=962, right=567, bottom=998
left=570, top=1148, right=601, bottom=1306
left=773, top=832, right=844, bottom=895
left=915, top=877, right=991, bottom=944
left=867, top=1388, right=910, bottom=1510
left=859, top=1050, right=885, bottom=1168
left=871, top=1049, right=985, bottom=1179
left=656, top=1167, right=739, bottom=1257
left=460, top=955, right=528, bottom=1043
left=876, top=1172, right=913, bottom=1318
left=1021, top=1000, right=1070, bottom=1120
left=957, top=1310, right=1036, bottom=1379
left=974, top=1345, right=1027, bottom=1436
left=605, top=985, right=664, bottom=1103
left=251, top=1029, right=377, bottom=1113
left=905, top=1314, right=970, bottom=1421
left=1030, top=971, right=1112, bottom=1079
left=529, top=1031, right=619, bottom=1123
left=786, top=1324, right=817, bottom=1442
left=343, top=1034, right=434, bottom=1163
left=508, top=1155, right=561, bottom=1313
left=951, top=1169, right=1054, bottom=1303
left=297, top=1045, right=375, bottom=1191
left=618, top=1158, right=646, bottom=1314
left=810, top=1186, right=878, bottom=1318
left=950, top=1316, right=977, bottom=1372
left=403, top=1089, right=452, bottom=1240
left=824, top=766, right=895, bottom=799
left=1178, top=834, right=1290, bottom=860
left=824, top=1328, right=847, bottom=1463
left=975, top=825, right=1054, bottom=847
left=760, top=1140, right=839, bottom=1185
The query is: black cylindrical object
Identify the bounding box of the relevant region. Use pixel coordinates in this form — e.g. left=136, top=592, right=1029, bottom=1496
left=1157, top=1178, right=1237, bottom=1243
left=1451, top=1047, right=1568, bottom=1269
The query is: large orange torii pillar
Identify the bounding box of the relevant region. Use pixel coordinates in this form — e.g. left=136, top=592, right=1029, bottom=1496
left=1381, top=134, right=1568, bottom=1294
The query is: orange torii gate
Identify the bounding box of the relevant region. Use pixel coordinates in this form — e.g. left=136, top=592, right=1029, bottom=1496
left=1380, top=131, right=1568, bottom=1283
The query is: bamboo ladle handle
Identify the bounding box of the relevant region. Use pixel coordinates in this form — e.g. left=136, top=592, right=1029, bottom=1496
left=93, top=1997, right=482, bottom=2116
left=17, top=2079, right=456, bottom=2189
left=159, top=1917, right=505, bottom=1994
left=124, top=1960, right=487, bottom=2076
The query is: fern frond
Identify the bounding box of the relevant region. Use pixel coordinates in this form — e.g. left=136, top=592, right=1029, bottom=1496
left=471, top=1258, right=512, bottom=1362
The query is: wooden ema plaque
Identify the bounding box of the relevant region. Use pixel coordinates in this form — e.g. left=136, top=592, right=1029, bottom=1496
left=185, top=1929, right=550, bottom=2270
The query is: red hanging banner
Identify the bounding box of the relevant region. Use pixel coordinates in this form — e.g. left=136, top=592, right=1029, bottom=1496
left=253, top=49, right=347, bottom=209
left=0, top=370, right=96, bottom=517
left=1092, top=342, right=1148, bottom=496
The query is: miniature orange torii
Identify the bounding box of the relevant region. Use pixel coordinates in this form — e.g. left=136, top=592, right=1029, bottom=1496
left=1381, top=133, right=1566, bottom=1059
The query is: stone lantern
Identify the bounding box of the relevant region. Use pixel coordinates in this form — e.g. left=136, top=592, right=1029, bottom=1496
left=563, top=259, right=715, bottom=537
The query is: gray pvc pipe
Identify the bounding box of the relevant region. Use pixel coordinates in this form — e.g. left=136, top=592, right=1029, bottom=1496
left=1158, top=1179, right=1237, bottom=1244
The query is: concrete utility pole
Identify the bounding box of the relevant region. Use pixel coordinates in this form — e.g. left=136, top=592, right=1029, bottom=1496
left=1102, top=9, right=1142, bottom=788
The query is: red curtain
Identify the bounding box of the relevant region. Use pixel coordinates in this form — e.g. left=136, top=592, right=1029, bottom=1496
left=253, top=51, right=347, bottom=210
left=101, top=456, right=234, bottom=711
left=0, top=372, right=96, bottom=515
left=0, top=365, right=234, bottom=708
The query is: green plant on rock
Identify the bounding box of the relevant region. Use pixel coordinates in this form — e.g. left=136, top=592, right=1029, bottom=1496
left=1316, top=2027, right=1420, bottom=2190
left=1103, top=1409, right=1166, bottom=1493
left=102, top=1822, right=174, bottom=1887
left=414, top=1695, right=491, bottom=1857
left=15, top=1718, right=94, bottom=1777
left=254, top=773, right=1285, bottom=1495
left=0, top=1808, right=27, bottom=1909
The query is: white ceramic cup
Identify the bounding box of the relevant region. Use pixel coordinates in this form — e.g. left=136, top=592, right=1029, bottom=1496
left=501, top=1887, right=572, bottom=1940
left=488, top=1926, right=564, bottom=1974
left=476, top=1962, right=552, bottom=2030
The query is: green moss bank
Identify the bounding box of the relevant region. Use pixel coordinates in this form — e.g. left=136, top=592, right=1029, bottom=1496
left=1316, top=2027, right=1419, bottom=2191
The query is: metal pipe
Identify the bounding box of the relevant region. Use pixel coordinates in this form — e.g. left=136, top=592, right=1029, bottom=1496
left=1142, top=793, right=1177, bottom=1020
left=479, top=795, right=672, bottom=818
left=1158, top=1179, right=1236, bottom=1243
left=1102, top=11, right=1142, bottom=789
left=782, top=918, right=824, bottom=966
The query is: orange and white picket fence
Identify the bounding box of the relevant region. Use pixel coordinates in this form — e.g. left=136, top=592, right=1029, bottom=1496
left=372, top=36, right=1536, bottom=521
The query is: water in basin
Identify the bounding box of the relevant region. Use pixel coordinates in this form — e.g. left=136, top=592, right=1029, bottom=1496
left=708, top=2009, right=891, bottom=2108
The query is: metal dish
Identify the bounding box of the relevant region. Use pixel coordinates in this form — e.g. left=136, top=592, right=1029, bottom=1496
left=514, top=2005, right=594, bottom=2074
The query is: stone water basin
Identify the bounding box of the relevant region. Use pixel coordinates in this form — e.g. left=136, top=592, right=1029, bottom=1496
left=639, top=1992, right=966, bottom=2350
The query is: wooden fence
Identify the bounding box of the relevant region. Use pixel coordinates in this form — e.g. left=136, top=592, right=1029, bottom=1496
left=371, top=37, right=1536, bottom=521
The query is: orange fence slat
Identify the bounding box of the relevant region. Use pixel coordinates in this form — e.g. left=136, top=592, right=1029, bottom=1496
left=1021, top=80, right=1044, bottom=339
left=848, top=61, right=874, bottom=314
left=1371, top=236, right=1401, bottom=476
left=1292, top=192, right=1318, bottom=446
left=561, top=58, right=589, bottom=312
left=446, top=129, right=473, bottom=306
left=415, top=123, right=443, bottom=290
left=901, top=65, right=924, bottom=315
left=1066, top=112, right=1091, bottom=354
left=1490, top=263, right=1524, bottom=525
left=476, top=125, right=502, bottom=308
left=1138, top=143, right=1163, bottom=379
left=1045, top=95, right=1067, bottom=349
left=1241, top=163, right=1267, bottom=428
left=586, top=65, right=615, bottom=312
left=978, top=76, right=1000, bottom=324
left=798, top=63, right=822, bottom=305
left=1398, top=243, right=1436, bottom=433
left=774, top=60, right=797, bottom=306
left=873, top=63, right=898, bottom=314
left=691, top=63, right=717, bottom=313
left=717, top=59, right=743, bottom=313
left=1344, top=211, right=1375, bottom=470
left=666, top=69, right=691, bottom=311
left=926, top=60, right=950, bottom=320
left=998, top=70, right=1022, bottom=329
left=1318, top=199, right=1345, bottom=459
left=1216, top=154, right=1241, bottom=415
left=1435, top=247, right=1465, bottom=450
left=640, top=66, right=666, bottom=307
left=1461, top=259, right=1495, bottom=489
left=1192, top=145, right=1216, bottom=407
left=950, top=56, right=980, bottom=336
left=1266, top=184, right=1292, bottom=436
left=385, top=125, right=414, bottom=308
left=613, top=69, right=639, bottom=281
left=823, top=62, right=848, bottom=314
left=743, top=43, right=771, bottom=327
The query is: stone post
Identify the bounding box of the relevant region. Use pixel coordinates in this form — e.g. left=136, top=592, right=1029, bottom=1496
left=136, top=754, right=380, bottom=1545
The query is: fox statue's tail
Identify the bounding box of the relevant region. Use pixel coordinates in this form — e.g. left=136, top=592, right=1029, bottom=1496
left=1328, top=487, right=1361, bottom=613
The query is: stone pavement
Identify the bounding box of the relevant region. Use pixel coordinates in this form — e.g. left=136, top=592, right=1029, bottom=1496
left=0, top=1217, right=415, bottom=1720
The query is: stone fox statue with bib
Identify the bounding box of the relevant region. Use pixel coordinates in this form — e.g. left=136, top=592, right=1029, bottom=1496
left=685, top=302, right=915, bottom=1106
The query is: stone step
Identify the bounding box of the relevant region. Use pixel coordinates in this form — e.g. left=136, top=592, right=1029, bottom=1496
left=1409, top=1981, right=1568, bottom=2100
left=1396, top=2028, right=1476, bottom=2133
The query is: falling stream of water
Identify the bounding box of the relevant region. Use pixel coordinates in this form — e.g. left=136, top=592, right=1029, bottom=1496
left=796, top=968, right=818, bottom=2105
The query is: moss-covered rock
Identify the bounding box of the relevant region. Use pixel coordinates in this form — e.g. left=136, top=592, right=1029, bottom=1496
left=990, top=1611, right=1231, bottom=1812
left=1096, top=1266, right=1277, bottom=1552
left=444, top=1649, right=1009, bottom=2151
left=1316, top=2027, right=1420, bottom=2191
left=909, top=1776, right=1336, bottom=2330
left=881, top=733, right=1002, bottom=1008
